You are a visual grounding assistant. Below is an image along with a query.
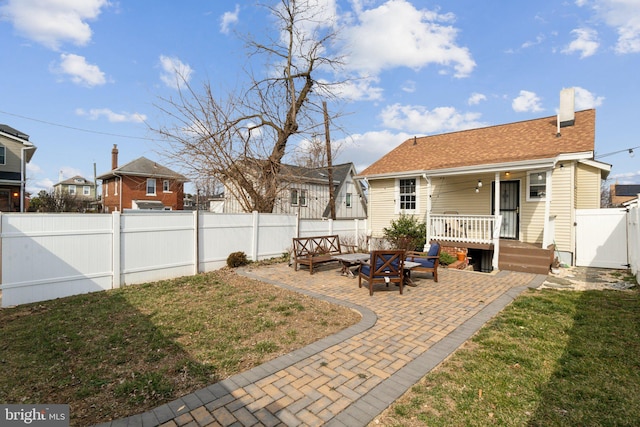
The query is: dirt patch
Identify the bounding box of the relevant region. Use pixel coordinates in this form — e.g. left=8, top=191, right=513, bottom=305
left=540, top=266, right=637, bottom=291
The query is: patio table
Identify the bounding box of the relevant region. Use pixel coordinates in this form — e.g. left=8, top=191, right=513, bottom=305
left=403, top=260, right=421, bottom=286
left=332, top=252, right=370, bottom=277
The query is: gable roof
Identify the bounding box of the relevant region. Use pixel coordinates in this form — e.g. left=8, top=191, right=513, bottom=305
left=54, top=175, right=96, bottom=187
left=359, top=109, right=596, bottom=178
left=97, top=156, right=188, bottom=181
left=0, top=124, right=37, bottom=162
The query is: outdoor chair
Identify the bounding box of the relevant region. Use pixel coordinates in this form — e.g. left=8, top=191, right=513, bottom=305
left=358, top=250, right=405, bottom=296
left=406, top=243, right=441, bottom=282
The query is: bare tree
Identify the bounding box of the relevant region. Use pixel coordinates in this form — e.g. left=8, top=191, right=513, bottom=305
left=153, top=0, right=344, bottom=213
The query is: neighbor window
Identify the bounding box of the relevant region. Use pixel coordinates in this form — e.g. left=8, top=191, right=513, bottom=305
left=146, top=178, right=156, bottom=195
left=527, top=171, right=547, bottom=201
left=399, top=178, right=416, bottom=211
left=83, top=186, right=90, bottom=196
left=0, top=146, right=5, bottom=164
left=163, top=180, right=170, bottom=192
left=290, top=189, right=307, bottom=207
left=68, top=185, right=76, bottom=196
left=346, top=192, right=352, bottom=208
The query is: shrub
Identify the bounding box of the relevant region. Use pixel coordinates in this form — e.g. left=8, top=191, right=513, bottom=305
left=226, top=251, right=249, bottom=268
left=383, top=214, right=426, bottom=251
left=439, top=252, right=456, bottom=266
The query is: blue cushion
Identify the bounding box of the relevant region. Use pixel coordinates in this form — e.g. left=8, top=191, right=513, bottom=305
left=360, top=256, right=400, bottom=278
left=414, top=258, right=435, bottom=268
left=427, top=243, right=440, bottom=257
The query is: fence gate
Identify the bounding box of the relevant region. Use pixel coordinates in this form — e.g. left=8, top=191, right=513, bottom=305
left=575, top=208, right=628, bottom=268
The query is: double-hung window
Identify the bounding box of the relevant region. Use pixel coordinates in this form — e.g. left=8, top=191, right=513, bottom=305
left=68, top=185, right=76, bottom=196
left=163, top=180, right=170, bottom=192
left=346, top=193, right=352, bottom=208
left=399, top=178, right=417, bottom=211
left=0, top=146, right=5, bottom=165
left=146, top=178, right=157, bottom=195
left=83, top=186, right=90, bottom=196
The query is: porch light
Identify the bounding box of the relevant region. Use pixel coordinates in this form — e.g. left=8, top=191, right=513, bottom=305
left=505, top=171, right=510, bottom=177
left=477, top=179, right=482, bottom=188
left=537, top=173, right=543, bottom=181
left=475, top=187, right=480, bottom=193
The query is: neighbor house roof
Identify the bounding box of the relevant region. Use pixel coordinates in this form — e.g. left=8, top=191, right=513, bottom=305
left=54, top=175, right=95, bottom=187
left=359, top=109, right=596, bottom=178
left=97, top=157, right=188, bottom=181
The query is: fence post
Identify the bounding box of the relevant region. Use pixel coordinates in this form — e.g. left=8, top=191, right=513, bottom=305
left=354, top=218, right=359, bottom=248
left=328, top=218, right=334, bottom=235
left=193, top=210, right=199, bottom=275
left=112, top=211, right=121, bottom=289
left=252, top=211, right=259, bottom=261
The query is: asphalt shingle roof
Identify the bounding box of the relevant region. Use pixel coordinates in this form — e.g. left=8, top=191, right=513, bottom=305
left=359, top=109, right=596, bottom=177
left=97, top=157, right=188, bottom=181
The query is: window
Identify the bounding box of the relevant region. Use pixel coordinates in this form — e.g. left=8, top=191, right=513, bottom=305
left=163, top=180, right=170, bottom=192
left=290, top=189, right=307, bottom=207
left=0, top=146, right=5, bottom=164
left=146, top=178, right=156, bottom=195
left=527, top=171, right=547, bottom=201
left=399, top=178, right=416, bottom=210
left=68, top=185, right=76, bottom=196
left=83, top=186, right=90, bottom=196
left=346, top=192, right=352, bottom=208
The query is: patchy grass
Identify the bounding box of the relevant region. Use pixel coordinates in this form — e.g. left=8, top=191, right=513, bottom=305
left=371, top=288, right=640, bottom=426
left=0, top=268, right=360, bottom=426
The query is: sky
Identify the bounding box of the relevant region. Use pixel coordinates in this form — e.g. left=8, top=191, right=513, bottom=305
left=1, top=0, right=640, bottom=196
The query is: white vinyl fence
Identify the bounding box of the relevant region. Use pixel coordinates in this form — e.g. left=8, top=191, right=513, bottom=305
left=626, top=200, right=640, bottom=277
left=1, top=211, right=366, bottom=307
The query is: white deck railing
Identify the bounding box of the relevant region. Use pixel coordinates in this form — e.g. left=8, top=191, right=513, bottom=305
left=429, top=214, right=499, bottom=245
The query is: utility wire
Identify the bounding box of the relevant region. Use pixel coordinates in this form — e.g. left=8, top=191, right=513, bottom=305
left=0, top=109, right=160, bottom=142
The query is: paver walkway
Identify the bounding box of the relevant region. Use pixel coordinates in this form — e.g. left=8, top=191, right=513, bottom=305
left=97, top=264, right=546, bottom=427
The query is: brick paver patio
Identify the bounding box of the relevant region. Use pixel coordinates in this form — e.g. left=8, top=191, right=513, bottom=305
left=96, top=263, right=546, bottom=427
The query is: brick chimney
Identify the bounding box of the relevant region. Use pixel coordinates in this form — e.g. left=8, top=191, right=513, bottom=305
left=111, top=144, right=118, bottom=170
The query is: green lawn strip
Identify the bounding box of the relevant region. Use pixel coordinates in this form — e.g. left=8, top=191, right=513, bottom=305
left=0, top=268, right=360, bottom=426
left=377, top=288, right=640, bottom=426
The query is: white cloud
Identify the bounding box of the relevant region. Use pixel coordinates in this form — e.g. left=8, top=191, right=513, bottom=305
left=468, top=92, right=487, bottom=105
left=512, top=90, right=544, bottom=113
left=0, top=0, right=109, bottom=50
left=330, top=77, right=384, bottom=101
left=53, top=53, right=107, bottom=87
left=335, top=130, right=412, bottom=172
left=159, top=55, right=193, bottom=89
left=562, top=27, right=599, bottom=58
left=521, top=34, right=545, bottom=49
left=220, top=5, right=240, bottom=34
left=341, top=0, right=475, bottom=78
left=76, top=108, right=147, bottom=123
left=574, top=86, right=605, bottom=109
left=380, top=103, right=486, bottom=134
left=578, top=0, right=640, bottom=53
left=401, top=80, right=416, bottom=93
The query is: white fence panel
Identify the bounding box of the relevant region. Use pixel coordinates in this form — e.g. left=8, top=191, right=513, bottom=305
left=199, top=213, right=256, bottom=271
left=1, top=213, right=113, bottom=307
left=254, top=213, right=297, bottom=260
left=628, top=203, right=640, bottom=276
left=575, top=208, right=628, bottom=268
left=120, top=212, right=196, bottom=285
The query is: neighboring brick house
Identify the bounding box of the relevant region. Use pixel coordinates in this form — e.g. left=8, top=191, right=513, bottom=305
left=0, top=124, right=37, bottom=212
left=610, top=184, right=640, bottom=206
left=97, top=145, right=188, bottom=212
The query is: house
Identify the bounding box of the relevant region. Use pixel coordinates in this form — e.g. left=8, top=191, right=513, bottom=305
left=223, top=162, right=368, bottom=219
left=357, top=88, right=610, bottom=273
left=610, top=184, right=640, bottom=206
left=0, top=124, right=37, bottom=212
left=53, top=175, right=97, bottom=211
left=97, top=144, right=188, bottom=212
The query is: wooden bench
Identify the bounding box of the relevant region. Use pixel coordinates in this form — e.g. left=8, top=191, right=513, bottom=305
left=292, top=235, right=352, bottom=274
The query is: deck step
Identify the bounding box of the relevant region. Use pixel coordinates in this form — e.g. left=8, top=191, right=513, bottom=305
left=498, top=244, right=553, bottom=275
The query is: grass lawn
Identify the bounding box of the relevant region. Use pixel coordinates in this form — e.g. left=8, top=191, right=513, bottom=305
left=372, top=287, right=640, bottom=426
left=0, top=267, right=361, bottom=426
